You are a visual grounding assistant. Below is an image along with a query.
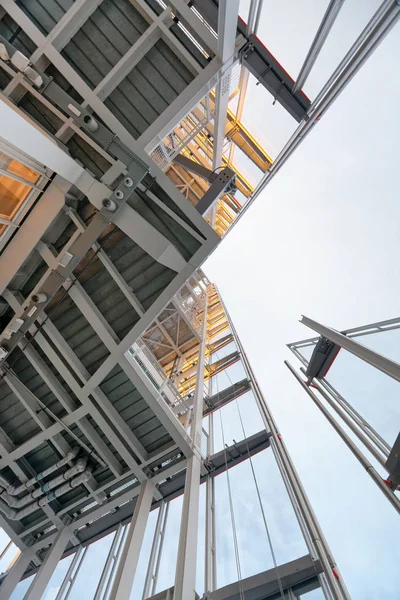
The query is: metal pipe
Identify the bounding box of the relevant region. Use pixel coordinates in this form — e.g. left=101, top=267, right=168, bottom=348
left=253, top=0, right=264, bottom=36
left=0, top=447, right=79, bottom=495
left=0, top=457, right=87, bottom=509
left=285, top=361, right=400, bottom=514
left=0, top=470, right=92, bottom=520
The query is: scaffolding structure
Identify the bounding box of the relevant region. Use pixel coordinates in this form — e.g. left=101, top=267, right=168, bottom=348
left=0, top=0, right=398, bottom=598
left=0, top=276, right=351, bottom=600
left=287, top=316, right=400, bottom=515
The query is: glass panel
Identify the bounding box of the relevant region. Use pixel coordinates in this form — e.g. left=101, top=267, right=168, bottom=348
left=130, top=508, right=159, bottom=599
left=0, top=152, right=39, bottom=235
left=326, top=347, right=400, bottom=446
left=212, top=361, right=247, bottom=395
left=215, top=449, right=307, bottom=588
left=196, top=483, right=206, bottom=598
left=9, top=574, right=35, bottom=600
left=103, top=526, right=128, bottom=600
left=213, top=391, right=263, bottom=452
left=68, top=532, right=115, bottom=600
left=299, top=589, right=325, bottom=599
left=0, top=540, right=19, bottom=574
left=42, top=554, right=74, bottom=600
left=155, top=495, right=183, bottom=592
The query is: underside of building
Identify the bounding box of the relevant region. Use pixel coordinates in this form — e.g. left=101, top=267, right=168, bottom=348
left=0, top=0, right=398, bottom=599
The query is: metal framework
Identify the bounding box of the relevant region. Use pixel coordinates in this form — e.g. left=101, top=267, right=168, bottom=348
left=0, top=0, right=398, bottom=598
left=287, top=315, right=400, bottom=514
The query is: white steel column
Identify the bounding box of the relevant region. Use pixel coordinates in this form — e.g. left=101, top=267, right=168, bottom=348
left=0, top=548, right=35, bottom=600
left=173, top=290, right=208, bottom=600
left=24, top=527, right=71, bottom=600
left=108, top=479, right=155, bottom=600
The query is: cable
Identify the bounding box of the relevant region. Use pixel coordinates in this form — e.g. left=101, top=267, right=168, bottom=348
left=211, top=324, right=285, bottom=599
left=234, top=397, right=286, bottom=600
left=216, top=373, right=245, bottom=600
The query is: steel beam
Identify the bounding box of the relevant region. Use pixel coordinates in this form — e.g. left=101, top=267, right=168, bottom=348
left=112, top=203, right=187, bottom=272
left=0, top=548, right=36, bottom=600
left=108, top=480, right=155, bottom=600
left=210, top=555, right=322, bottom=600
left=137, top=58, right=221, bottom=153
left=3, top=289, right=146, bottom=473
left=0, top=98, right=89, bottom=192
left=204, top=404, right=216, bottom=594
left=300, top=315, right=400, bottom=383
left=24, top=527, right=71, bottom=600
left=289, top=316, right=400, bottom=350
left=166, top=0, right=217, bottom=55
left=120, top=354, right=193, bottom=458
left=195, top=166, right=236, bottom=215
left=94, top=20, right=163, bottom=102
left=34, top=0, right=103, bottom=66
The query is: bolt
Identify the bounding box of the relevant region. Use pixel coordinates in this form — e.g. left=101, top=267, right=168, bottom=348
left=102, top=198, right=117, bottom=211
left=124, top=177, right=133, bottom=187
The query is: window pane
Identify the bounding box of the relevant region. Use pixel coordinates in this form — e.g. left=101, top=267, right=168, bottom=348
left=0, top=152, right=40, bottom=235
left=9, top=574, right=35, bottom=600
left=42, top=554, right=74, bottom=600
left=68, top=532, right=115, bottom=600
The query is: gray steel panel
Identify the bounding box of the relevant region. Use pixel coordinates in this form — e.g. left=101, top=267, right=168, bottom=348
left=0, top=12, right=37, bottom=55
left=22, top=441, right=59, bottom=474
left=60, top=0, right=148, bottom=89
left=128, top=192, right=200, bottom=261
left=16, top=0, right=71, bottom=35
left=106, top=38, right=194, bottom=139
left=19, top=93, right=64, bottom=134
left=0, top=67, right=12, bottom=90
left=67, top=134, right=111, bottom=179
left=99, top=365, right=173, bottom=453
